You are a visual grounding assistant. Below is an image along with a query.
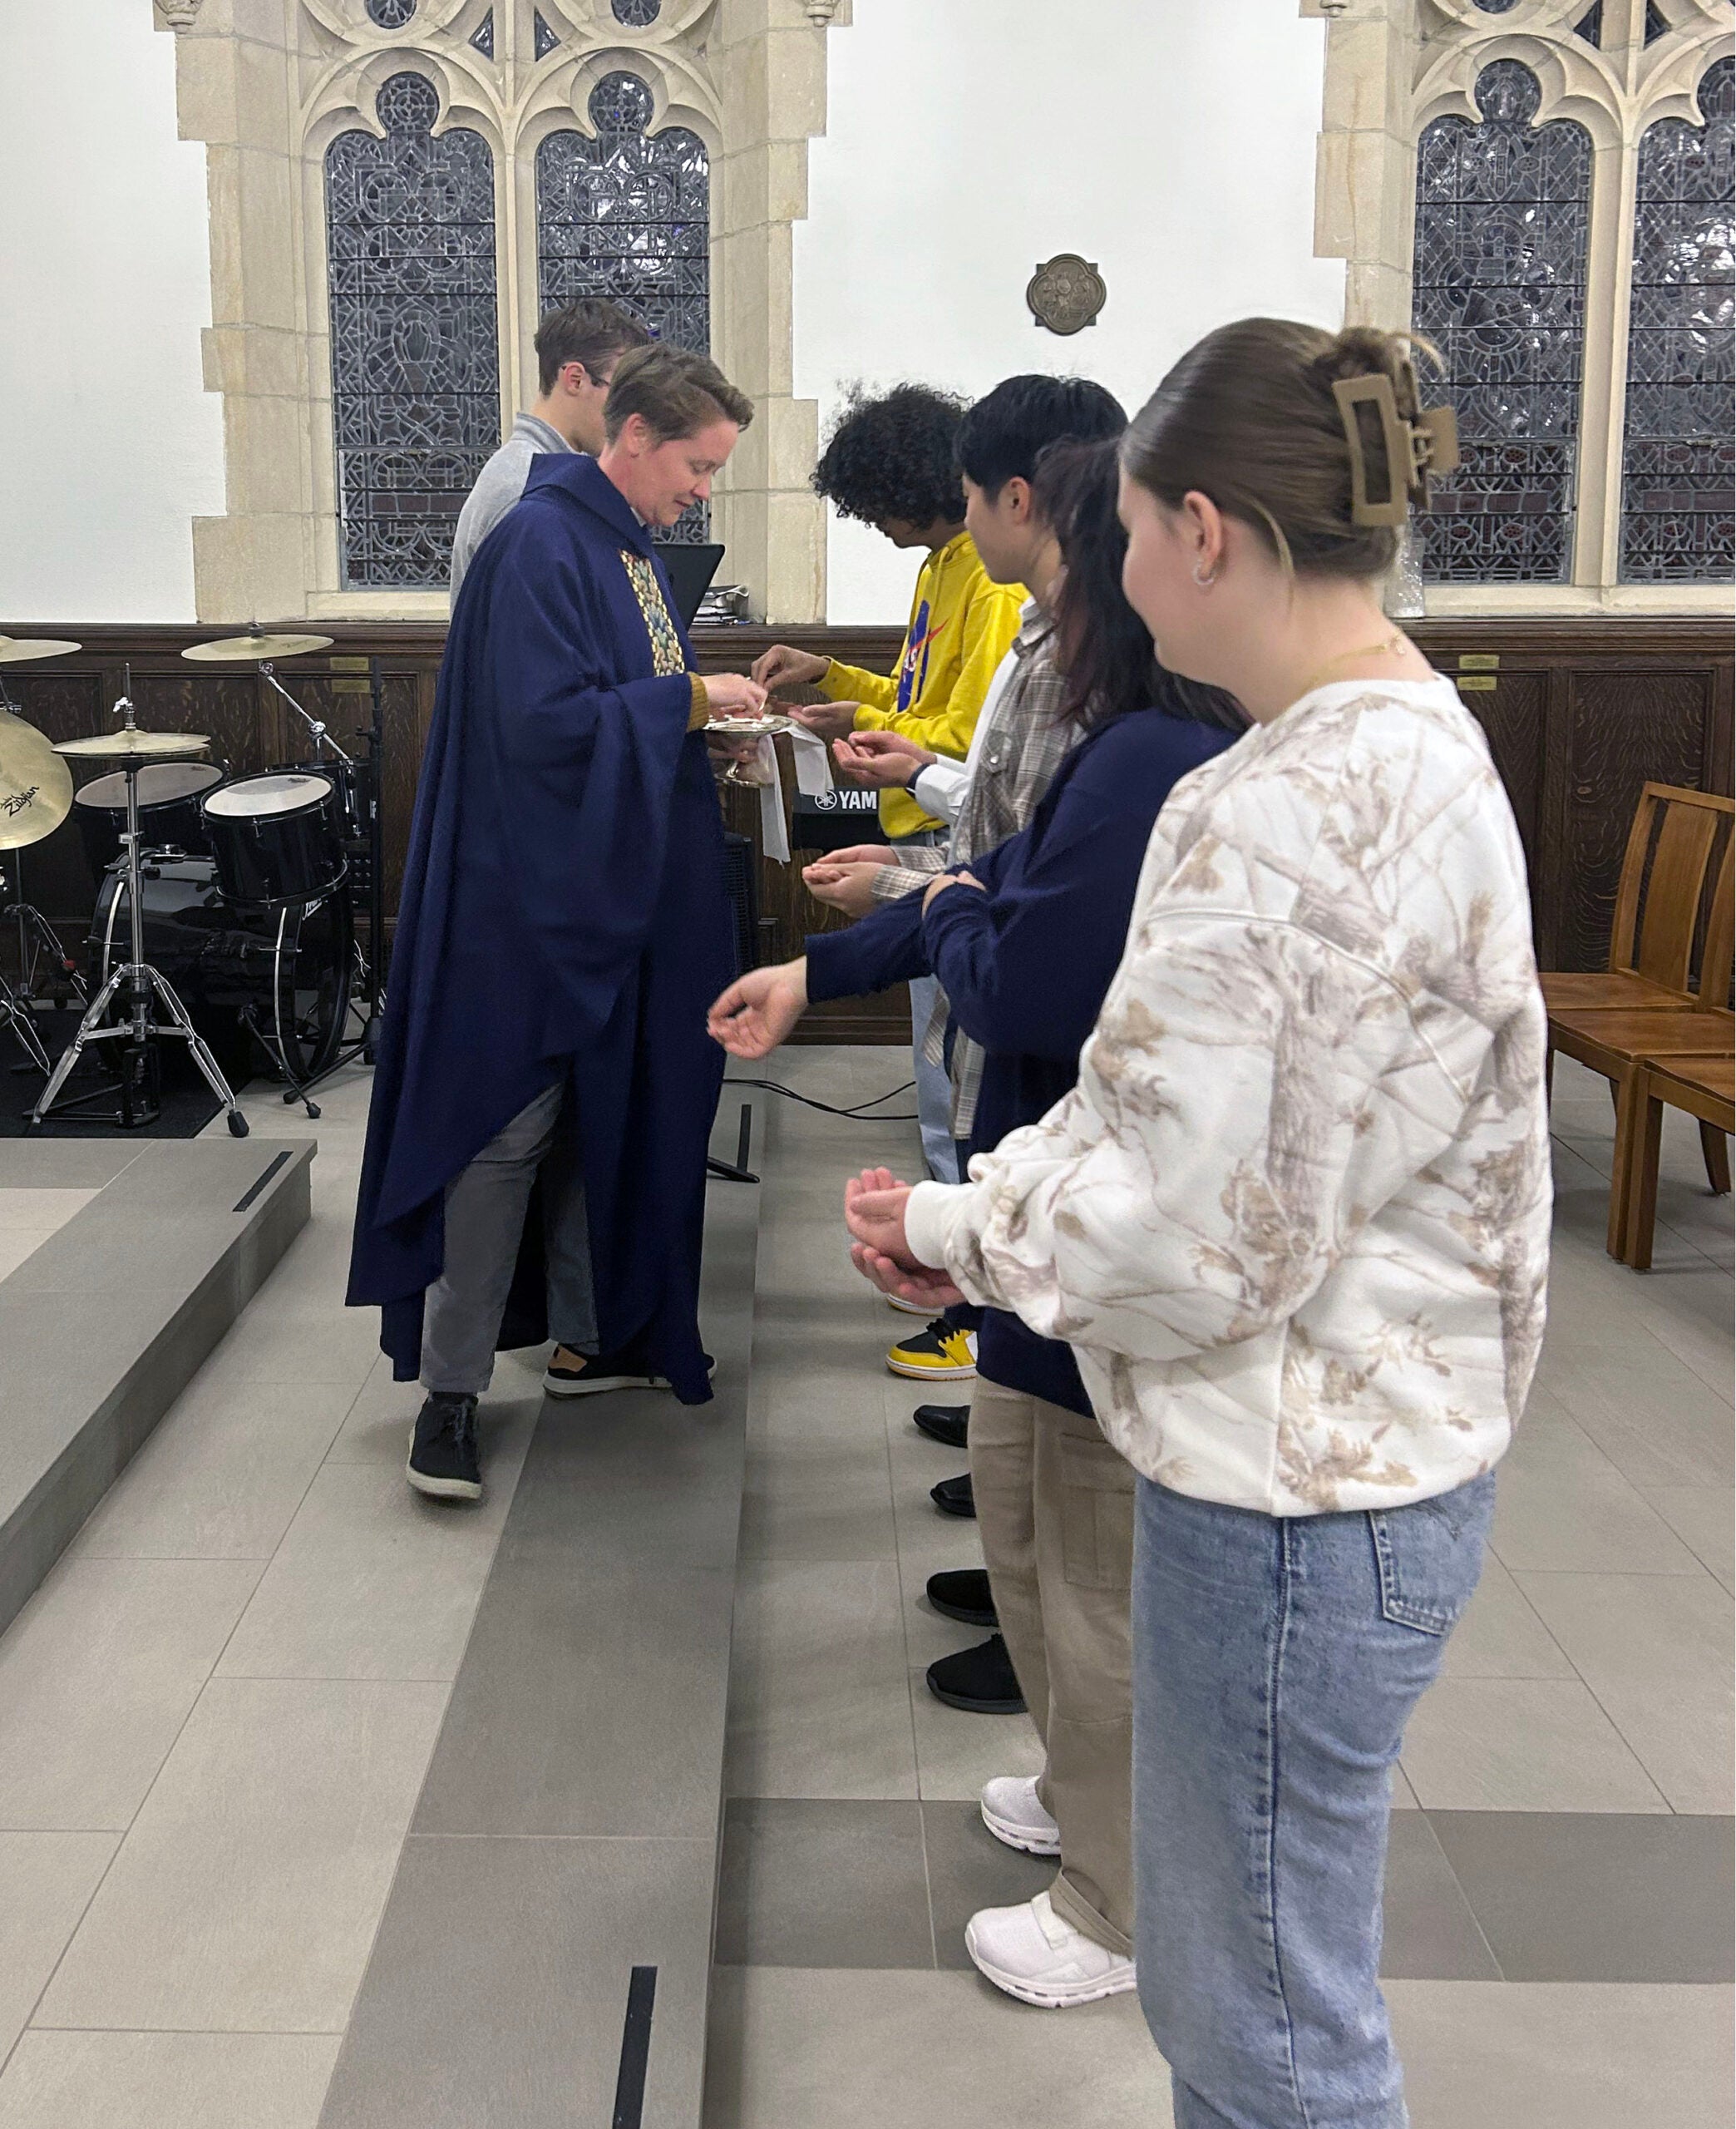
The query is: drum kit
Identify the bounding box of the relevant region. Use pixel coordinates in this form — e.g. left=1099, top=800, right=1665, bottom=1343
left=0, top=628, right=388, bottom=1132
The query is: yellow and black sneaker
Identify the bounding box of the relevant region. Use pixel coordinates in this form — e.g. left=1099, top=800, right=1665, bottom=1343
left=885, top=1317, right=978, bottom=1382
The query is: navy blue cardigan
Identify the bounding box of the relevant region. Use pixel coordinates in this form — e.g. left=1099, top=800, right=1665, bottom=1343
left=806, top=707, right=1235, bottom=1415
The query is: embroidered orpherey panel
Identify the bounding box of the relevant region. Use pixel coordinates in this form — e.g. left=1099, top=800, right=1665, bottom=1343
left=324, top=72, right=501, bottom=590
left=1620, top=54, right=1735, bottom=584
left=536, top=71, right=713, bottom=543
left=1411, top=59, right=1593, bottom=584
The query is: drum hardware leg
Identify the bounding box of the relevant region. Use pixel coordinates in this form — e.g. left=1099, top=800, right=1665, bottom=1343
left=0, top=857, right=86, bottom=1012
left=148, top=966, right=250, bottom=1138
left=0, top=968, right=52, bottom=1075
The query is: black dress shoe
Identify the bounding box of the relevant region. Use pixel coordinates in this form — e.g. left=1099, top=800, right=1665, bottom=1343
left=926, top=1633, right=1025, bottom=1714
left=913, top=1401, right=969, bottom=1450
left=407, top=1393, right=481, bottom=1501
left=927, top=1567, right=997, bottom=1628
left=931, top=1471, right=975, bottom=1519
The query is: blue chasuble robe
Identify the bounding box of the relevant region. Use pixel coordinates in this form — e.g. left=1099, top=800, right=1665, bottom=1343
left=346, top=454, right=732, bottom=1403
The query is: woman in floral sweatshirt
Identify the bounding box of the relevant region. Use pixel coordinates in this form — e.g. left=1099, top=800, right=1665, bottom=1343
left=844, top=319, right=1551, bottom=2129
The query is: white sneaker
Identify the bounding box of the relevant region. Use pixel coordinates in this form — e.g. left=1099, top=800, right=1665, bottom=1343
left=980, top=1774, right=1061, bottom=1857
left=965, top=1890, right=1137, bottom=2009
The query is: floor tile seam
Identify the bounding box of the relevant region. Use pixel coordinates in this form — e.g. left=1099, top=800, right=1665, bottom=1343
left=1515, top=1657, right=1684, bottom=1813
left=20, top=2023, right=348, bottom=2038
left=400, top=1830, right=718, bottom=1845
left=2, top=1826, right=129, bottom=2082
left=1408, top=1810, right=1508, bottom=1983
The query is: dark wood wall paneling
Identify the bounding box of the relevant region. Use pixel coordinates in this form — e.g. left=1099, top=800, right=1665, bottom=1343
left=2, top=618, right=1729, bottom=1041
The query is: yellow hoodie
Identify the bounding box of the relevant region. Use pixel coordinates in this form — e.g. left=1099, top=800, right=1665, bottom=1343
left=819, top=531, right=1027, bottom=840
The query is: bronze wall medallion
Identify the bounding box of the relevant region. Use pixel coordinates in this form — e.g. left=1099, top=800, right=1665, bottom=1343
left=1026, top=254, right=1107, bottom=336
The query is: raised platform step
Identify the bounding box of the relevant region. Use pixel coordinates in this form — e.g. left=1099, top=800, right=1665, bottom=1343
left=0, top=1136, right=313, bottom=1639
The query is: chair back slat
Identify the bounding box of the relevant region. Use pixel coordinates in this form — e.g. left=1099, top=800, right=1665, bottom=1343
left=1607, top=785, right=1663, bottom=976
left=1626, top=785, right=1727, bottom=991
left=1698, top=837, right=1734, bottom=1011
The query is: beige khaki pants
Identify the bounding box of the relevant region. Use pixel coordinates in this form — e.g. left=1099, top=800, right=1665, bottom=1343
left=969, top=1373, right=1137, bottom=1955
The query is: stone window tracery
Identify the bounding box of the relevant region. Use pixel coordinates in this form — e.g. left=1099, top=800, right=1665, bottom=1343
left=324, top=72, right=500, bottom=590
left=1620, top=54, right=1735, bottom=580
left=1413, top=60, right=1593, bottom=581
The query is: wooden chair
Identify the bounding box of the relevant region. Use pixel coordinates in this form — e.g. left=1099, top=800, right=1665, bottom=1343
left=1541, top=783, right=1732, bottom=1015
left=1549, top=832, right=1734, bottom=1255
left=1619, top=1053, right=1736, bottom=1271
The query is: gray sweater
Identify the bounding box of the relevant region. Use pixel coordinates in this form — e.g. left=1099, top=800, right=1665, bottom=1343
left=449, top=412, right=575, bottom=598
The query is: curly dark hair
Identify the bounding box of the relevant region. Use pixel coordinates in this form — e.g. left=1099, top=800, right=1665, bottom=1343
left=1033, top=437, right=1246, bottom=737
left=812, top=383, right=968, bottom=528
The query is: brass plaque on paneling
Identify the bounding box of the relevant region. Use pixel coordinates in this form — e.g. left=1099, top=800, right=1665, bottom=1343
left=329, top=655, right=369, bottom=672
left=331, top=680, right=372, bottom=694
left=1457, top=675, right=1499, bottom=693
left=1458, top=653, right=1501, bottom=671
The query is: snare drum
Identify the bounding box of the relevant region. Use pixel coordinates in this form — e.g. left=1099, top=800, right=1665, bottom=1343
left=271, top=755, right=373, bottom=848
left=201, top=771, right=346, bottom=907
left=72, top=761, right=226, bottom=877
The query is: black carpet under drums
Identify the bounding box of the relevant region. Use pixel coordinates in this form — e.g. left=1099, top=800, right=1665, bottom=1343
left=0, top=1008, right=254, bottom=1139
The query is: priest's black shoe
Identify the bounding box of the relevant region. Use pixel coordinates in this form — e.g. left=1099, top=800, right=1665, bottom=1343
left=927, top=1567, right=997, bottom=1628
left=407, top=1393, right=481, bottom=1502
left=926, top=1633, right=1025, bottom=1714
left=913, top=1401, right=969, bottom=1450
left=931, top=1471, right=975, bottom=1519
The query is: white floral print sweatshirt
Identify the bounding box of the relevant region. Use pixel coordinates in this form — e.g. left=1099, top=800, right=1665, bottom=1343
left=903, top=676, right=1551, bottom=1516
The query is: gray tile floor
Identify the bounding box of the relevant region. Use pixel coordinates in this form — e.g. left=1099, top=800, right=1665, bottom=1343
left=0, top=1047, right=1727, bottom=2126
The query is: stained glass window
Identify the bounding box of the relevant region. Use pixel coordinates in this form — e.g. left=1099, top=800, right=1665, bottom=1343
left=1412, top=60, right=1592, bottom=582
left=366, top=0, right=417, bottom=25
left=534, top=11, right=559, bottom=58
left=612, top=0, right=662, bottom=21
left=536, top=72, right=712, bottom=541
left=469, top=11, right=494, bottom=57
left=1644, top=2, right=1669, bottom=45
left=1473, top=0, right=1520, bottom=12
left=324, top=72, right=500, bottom=589
left=1620, top=57, right=1735, bottom=581
left=1573, top=3, right=1603, bottom=46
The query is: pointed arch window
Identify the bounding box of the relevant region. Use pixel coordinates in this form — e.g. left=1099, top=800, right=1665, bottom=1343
left=535, top=71, right=711, bottom=538
left=1620, top=55, right=1735, bottom=582
left=323, top=71, right=501, bottom=589
left=1410, top=60, right=1593, bottom=582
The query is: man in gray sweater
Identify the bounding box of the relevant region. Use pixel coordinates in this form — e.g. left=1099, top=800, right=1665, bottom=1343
left=449, top=297, right=651, bottom=595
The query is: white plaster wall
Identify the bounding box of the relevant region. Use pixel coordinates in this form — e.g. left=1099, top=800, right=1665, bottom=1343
left=795, top=0, right=1345, bottom=622
left=0, top=1, right=224, bottom=622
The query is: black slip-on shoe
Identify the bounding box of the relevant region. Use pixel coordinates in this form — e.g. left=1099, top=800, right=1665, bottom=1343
left=913, top=1401, right=969, bottom=1450
left=543, top=1346, right=672, bottom=1399
left=926, top=1633, right=1026, bottom=1715
left=927, top=1567, right=997, bottom=1629
left=407, top=1394, right=481, bottom=1502
left=931, top=1471, right=975, bottom=1519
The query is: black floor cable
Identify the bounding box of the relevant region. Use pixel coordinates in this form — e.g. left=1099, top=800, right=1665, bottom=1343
left=724, top=1074, right=920, bottom=1123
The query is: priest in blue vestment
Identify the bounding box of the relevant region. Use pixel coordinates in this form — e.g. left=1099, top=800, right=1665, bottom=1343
left=348, top=343, right=767, bottom=1502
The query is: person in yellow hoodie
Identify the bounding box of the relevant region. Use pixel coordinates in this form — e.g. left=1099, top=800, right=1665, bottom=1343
left=752, top=384, right=1026, bottom=1246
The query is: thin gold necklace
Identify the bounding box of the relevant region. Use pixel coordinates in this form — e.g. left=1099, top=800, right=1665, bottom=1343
left=1295, top=633, right=1410, bottom=704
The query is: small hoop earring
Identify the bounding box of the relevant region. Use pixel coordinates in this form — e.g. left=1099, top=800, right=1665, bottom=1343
left=1192, top=562, right=1217, bottom=589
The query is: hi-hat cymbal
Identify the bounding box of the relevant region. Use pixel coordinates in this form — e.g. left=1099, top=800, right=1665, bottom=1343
left=181, top=631, right=334, bottom=663
left=0, top=710, right=74, bottom=850
left=0, top=638, right=81, bottom=666
left=55, top=729, right=211, bottom=761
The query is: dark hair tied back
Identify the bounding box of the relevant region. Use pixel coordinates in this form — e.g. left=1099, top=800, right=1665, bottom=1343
left=1120, top=317, right=1453, bottom=580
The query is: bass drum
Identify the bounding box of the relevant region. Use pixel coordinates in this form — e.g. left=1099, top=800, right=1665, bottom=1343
left=87, top=857, right=353, bottom=1086
left=72, top=761, right=225, bottom=877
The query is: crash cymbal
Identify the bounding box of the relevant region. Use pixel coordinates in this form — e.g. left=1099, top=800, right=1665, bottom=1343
left=0, top=638, right=81, bottom=666
left=0, top=709, right=74, bottom=850
left=181, top=631, right=334, bottom=663
left=54, top=729, right=211, bottom=761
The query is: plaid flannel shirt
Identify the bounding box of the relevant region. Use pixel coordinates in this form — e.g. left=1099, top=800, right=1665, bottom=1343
left=865, top=605, right=1072, bottom=1138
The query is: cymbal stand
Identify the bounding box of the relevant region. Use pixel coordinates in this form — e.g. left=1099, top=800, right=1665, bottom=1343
left=258, top=659, right=352, bottom=764
left=30, top=672, right=250, bottom=1137
left=0, top=670, right=86, bottom=1019
left=279, top=653, right=386, bottom=1109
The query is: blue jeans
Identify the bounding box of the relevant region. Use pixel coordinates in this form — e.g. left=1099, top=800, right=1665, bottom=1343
left=1132, top=1472, right=1496, bottom=2129
left=892, top=827, right=957, bottom=1185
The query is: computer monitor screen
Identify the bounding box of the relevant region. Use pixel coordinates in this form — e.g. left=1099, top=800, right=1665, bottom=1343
left=659, top=543, right=726, bottom=629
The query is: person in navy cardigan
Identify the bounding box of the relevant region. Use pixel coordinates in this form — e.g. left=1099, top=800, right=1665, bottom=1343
left=710, top=439, right=1244, bottom=2007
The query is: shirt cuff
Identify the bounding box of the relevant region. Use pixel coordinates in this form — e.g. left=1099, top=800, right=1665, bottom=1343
left=687, top=674, right=709, bottom=730
left=870, top=867, right=929, bottom=902
left=905, top=1179, right=972, bottom=1273
left=912, top=760, right=964, bottom=823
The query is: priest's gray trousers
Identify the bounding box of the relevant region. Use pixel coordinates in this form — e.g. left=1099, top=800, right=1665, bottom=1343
left=419, top=1080, right=598, bottom=1395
